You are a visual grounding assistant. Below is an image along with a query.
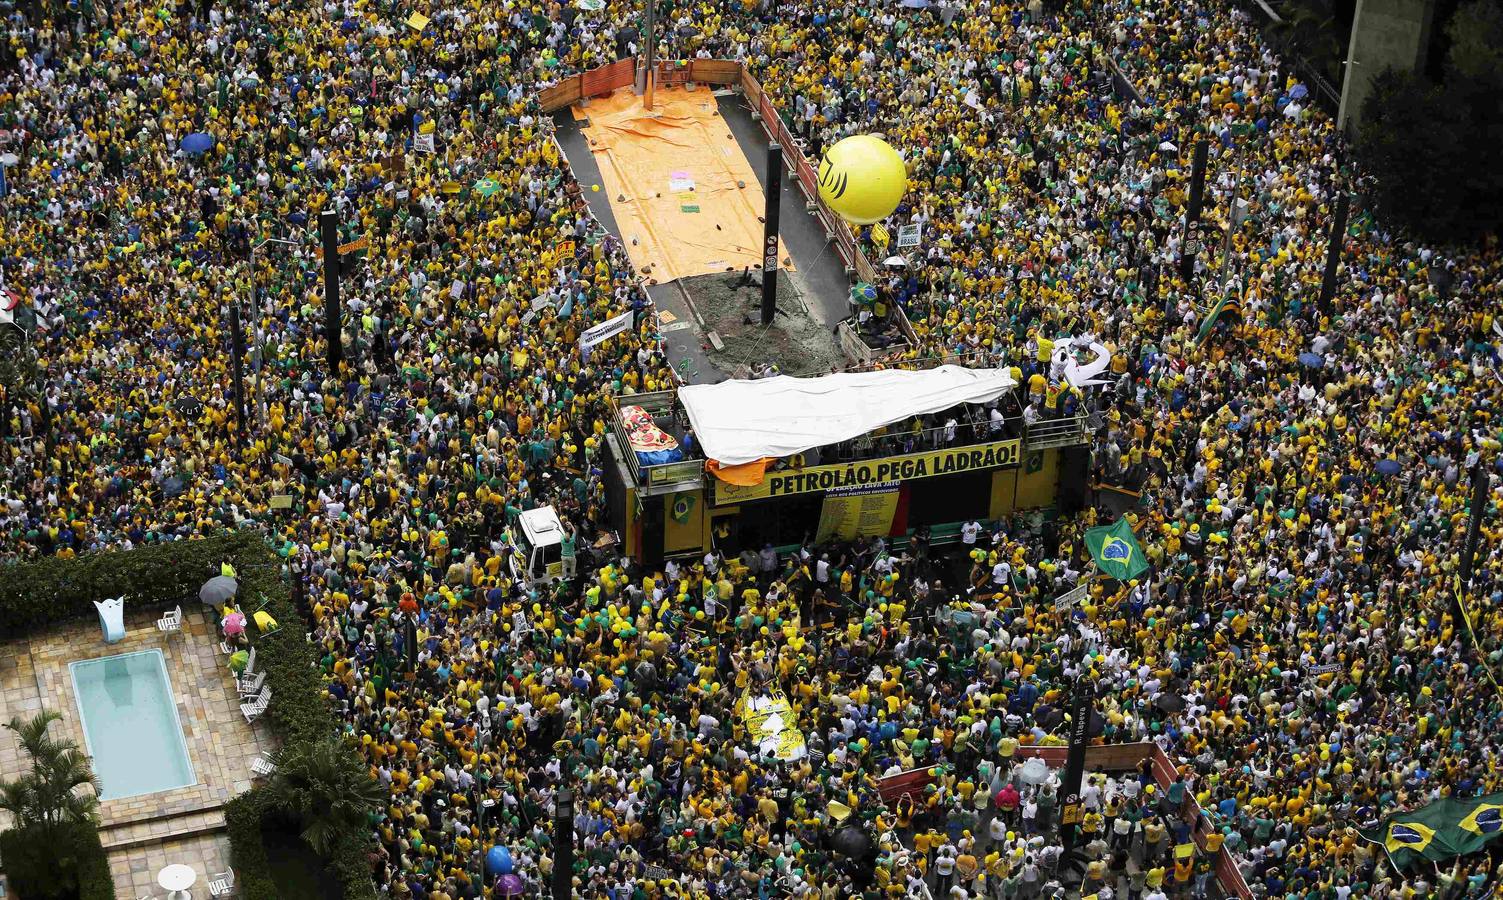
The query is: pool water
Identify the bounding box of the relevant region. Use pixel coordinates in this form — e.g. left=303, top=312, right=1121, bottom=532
left=69, top=650, right=195, bottom=800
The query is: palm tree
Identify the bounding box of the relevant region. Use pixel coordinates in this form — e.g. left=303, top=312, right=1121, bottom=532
left=266, top=737, right=386, bottom=857
left=0, top=710, right=101, bottom=835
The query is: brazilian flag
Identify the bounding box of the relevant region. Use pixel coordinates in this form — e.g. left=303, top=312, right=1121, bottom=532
left=1083, top=518, right=1149, bottom=581
left=1360, top=793, right=1503, bottom=868
left=1194, top=290, right=1244, bottom=349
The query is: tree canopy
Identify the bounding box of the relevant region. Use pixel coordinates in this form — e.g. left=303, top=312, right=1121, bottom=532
left=1356, top=0, right=1503, bottom=244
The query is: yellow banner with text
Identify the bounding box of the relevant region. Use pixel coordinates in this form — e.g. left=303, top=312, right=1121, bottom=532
left=712, top=438, right=1022, bottom=504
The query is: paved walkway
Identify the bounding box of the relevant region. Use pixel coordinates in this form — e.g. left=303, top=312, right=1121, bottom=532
left=0, top=605, right=274, bottom=897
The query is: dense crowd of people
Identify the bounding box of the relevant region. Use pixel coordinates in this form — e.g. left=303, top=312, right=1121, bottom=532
left=2, top=0, right=1502, bottom=897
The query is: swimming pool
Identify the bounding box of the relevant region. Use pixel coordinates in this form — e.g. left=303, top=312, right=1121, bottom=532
left=68, top=650, right=195, bottom=800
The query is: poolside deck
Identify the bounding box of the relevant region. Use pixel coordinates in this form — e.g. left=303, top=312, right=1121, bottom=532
left=0, top=605, right=274, bottom=898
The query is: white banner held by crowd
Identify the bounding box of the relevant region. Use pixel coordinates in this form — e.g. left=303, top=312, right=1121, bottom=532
left=1054, top=581, right=1089, bottom=612
left=579, top=309, right=634, bottom=351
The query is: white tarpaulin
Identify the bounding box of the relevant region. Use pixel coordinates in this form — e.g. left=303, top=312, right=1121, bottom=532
left=678, top=365, right=1017, bottom=466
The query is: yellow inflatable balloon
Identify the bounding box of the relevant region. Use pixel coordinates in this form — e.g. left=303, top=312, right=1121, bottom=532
left=817, top=135, right=907, bottom=225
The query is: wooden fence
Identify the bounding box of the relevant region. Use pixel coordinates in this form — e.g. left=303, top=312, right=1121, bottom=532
left=537, top=57, right=636, bottom=113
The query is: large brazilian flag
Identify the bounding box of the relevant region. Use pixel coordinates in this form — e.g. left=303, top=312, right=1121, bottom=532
left=1082, top=517, right=1149, bottom=582
left=1359, top=794, right=1503, bottom=868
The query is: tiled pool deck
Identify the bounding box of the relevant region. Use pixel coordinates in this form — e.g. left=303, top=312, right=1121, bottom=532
left=0, top=605, right=275, bottom=897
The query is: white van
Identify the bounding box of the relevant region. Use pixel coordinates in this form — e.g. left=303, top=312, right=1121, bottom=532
left=509, top=506, right=566, bottom=585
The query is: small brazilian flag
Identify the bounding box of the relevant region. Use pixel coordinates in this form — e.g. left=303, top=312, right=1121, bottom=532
left=1083, top=517, right=1148, bottom=582
left=1360, top=793, right=1503, bottom=868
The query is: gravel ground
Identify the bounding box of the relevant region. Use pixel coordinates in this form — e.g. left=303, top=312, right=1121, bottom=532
left=682, top=269, right=845, bottom=376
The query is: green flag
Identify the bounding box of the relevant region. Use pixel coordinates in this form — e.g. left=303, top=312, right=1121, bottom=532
left=1083, top=518, right=1149, bottom=581
left=1359, top=793, right=1503, bottom=868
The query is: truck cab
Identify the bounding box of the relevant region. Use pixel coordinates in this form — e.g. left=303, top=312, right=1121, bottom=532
left=509, top=506, right=566, bottom=586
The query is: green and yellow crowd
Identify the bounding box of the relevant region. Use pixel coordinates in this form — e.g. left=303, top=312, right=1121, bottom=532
left=1, top=0, right=1502, bottom=897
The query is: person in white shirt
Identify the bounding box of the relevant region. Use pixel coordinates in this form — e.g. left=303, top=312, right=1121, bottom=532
left=961, top=520, right=981, bottom=546
left=991, top=559, right=1011, bottom=587
left=934, top=843, right=958, bottom=894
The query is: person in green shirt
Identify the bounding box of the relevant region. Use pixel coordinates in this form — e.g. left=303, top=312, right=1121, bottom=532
left=560, top=521, right=577, bottom=579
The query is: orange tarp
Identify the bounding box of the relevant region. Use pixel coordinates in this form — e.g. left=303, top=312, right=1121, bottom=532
left=576, top=87, right=792, bottom=284
left=705, top=458, right=770, bottom=486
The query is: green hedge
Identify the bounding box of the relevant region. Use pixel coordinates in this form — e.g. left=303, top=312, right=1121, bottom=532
left=0, top=532, right=246, bottom=639
left=0, top=821, right=115, bottom=900
left=0, top=531, right=377, bottom=900
left=219, top=536, right=378, bottom=900
left=224, top=792, right=280, bottom=900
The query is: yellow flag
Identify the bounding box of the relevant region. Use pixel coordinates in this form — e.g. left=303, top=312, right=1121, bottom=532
left=405, top=11, right=429, bottom=30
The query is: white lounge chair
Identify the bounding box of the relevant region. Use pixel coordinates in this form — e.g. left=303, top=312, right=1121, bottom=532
left=237, top=670, right=266, bottom=698
left=156, top=605, right=183, bottom=635
left=241, top=646, right=256, bottom=676
left=207, top=867, right=236, bottom=898
left=250, top=757, right=276, bottom=778
left=240, top=687, right=270, bottom=723
left=95, top=597, right=126, bottom=644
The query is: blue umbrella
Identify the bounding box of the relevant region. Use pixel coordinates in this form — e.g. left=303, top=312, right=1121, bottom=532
left=1288, top=84, right=1309, bottom=100
left=181, top=133, right=214, bottom=154
left=1298, top=351, right=1324, bottom=368
left=1376, top=459, right=1402, bottom=477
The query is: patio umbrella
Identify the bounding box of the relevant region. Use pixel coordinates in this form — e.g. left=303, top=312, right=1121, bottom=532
left=162, top=473, right=190, bottom=499
left=1019, top=756, right=1050, bottom=785
left=1298, top=351, right=1324, bottom=368
left=883, top=255, right=908, bottom=268
left=222, top=611, right=248, bottom=637
left=1376, top=458, right=1402, bottom=477
left=830, top=825, right=874, bottom=861
left=228, top=650, right=250, bottom=674
left=200, top=575, right=238, bottom=606
left=181, top=132, right=215, bottom=154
